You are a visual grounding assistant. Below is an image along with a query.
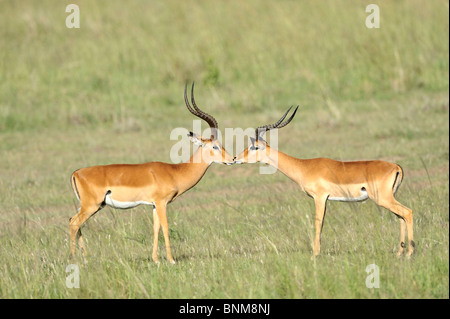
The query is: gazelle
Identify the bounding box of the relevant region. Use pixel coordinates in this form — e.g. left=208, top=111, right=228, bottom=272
left=234, top=106, right=414, bottom=257
left=69, top=83, right=234, bottom=264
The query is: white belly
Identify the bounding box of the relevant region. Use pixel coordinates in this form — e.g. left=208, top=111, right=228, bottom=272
left=328, top=188, right=369, bottom=202
left=104, top=194, right=154, bottom=209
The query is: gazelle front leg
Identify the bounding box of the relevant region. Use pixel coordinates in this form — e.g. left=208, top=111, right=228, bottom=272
left=313, top=195, right=328, bottom=257
left=154, top=201, right=175, bottom=264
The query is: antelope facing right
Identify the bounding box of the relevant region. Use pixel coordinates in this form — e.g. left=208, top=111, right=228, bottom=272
left=69, top=83, right=234, bottom=264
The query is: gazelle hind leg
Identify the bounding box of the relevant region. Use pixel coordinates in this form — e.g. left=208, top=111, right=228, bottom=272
left=397, top=217, right=406, bottom=256
left=374, top=196, right=414, bottom=257
left=69, top=205, right=101, bottom=257
left=397, top=202, right=414, bottom=257
left=78, top=228, right=87, bottom=256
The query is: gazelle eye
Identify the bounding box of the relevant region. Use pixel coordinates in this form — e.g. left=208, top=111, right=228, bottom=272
left=249, top=146, right=259, bottom=151
left=213, top=145, right=220, bottom=150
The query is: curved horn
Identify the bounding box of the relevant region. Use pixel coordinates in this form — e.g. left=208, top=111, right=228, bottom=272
left=184, top=82, right=218, bottom=139
left=184, top=82, right=198, bottom=116
left=191, top=82, right=218, bottom=129
left=256, top=105, right=299, bottom=140
left=275, top=105, right=299, bottom=129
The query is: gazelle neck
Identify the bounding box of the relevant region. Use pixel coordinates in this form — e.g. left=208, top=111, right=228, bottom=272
left=266, top=145, right=304, bottom=182
left=175, top=147, right=211, bottom=195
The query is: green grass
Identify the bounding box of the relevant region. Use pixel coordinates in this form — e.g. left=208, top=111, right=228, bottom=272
left=0, top=0, right=448, bottom=298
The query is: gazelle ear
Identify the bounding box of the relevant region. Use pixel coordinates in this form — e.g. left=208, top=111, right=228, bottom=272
left=249, top=136, right=256, bottom=147
left=188, top=132, right=205, bottom=146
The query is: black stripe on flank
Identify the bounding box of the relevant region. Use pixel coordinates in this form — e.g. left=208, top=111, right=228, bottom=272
left=73, top=176, right=81, bottom=201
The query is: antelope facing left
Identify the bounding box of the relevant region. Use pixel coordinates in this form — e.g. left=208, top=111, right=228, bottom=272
left=234, top=106, right=414, bottom=258
left=69, top=83, right=234, bottom=264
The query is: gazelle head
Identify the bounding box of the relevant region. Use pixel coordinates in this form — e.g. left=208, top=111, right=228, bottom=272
left=184, top=82, right=235, bottom=165
left=234, top=105, right=299, bottom=164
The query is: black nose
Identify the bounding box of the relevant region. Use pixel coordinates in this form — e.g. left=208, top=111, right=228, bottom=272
left=233, top=156, right=236, bottom=160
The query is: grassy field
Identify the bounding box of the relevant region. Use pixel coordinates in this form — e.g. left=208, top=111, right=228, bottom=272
left=0, top=0, right=448, bottom=298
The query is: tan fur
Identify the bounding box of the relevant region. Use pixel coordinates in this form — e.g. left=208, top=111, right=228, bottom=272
left=70, top=139, right=234, bottom=263
left=235, top=139, right=414, bottom=258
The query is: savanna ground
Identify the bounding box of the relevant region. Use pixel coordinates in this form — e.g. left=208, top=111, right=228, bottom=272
left=0, top=1, right=448, bottom=298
